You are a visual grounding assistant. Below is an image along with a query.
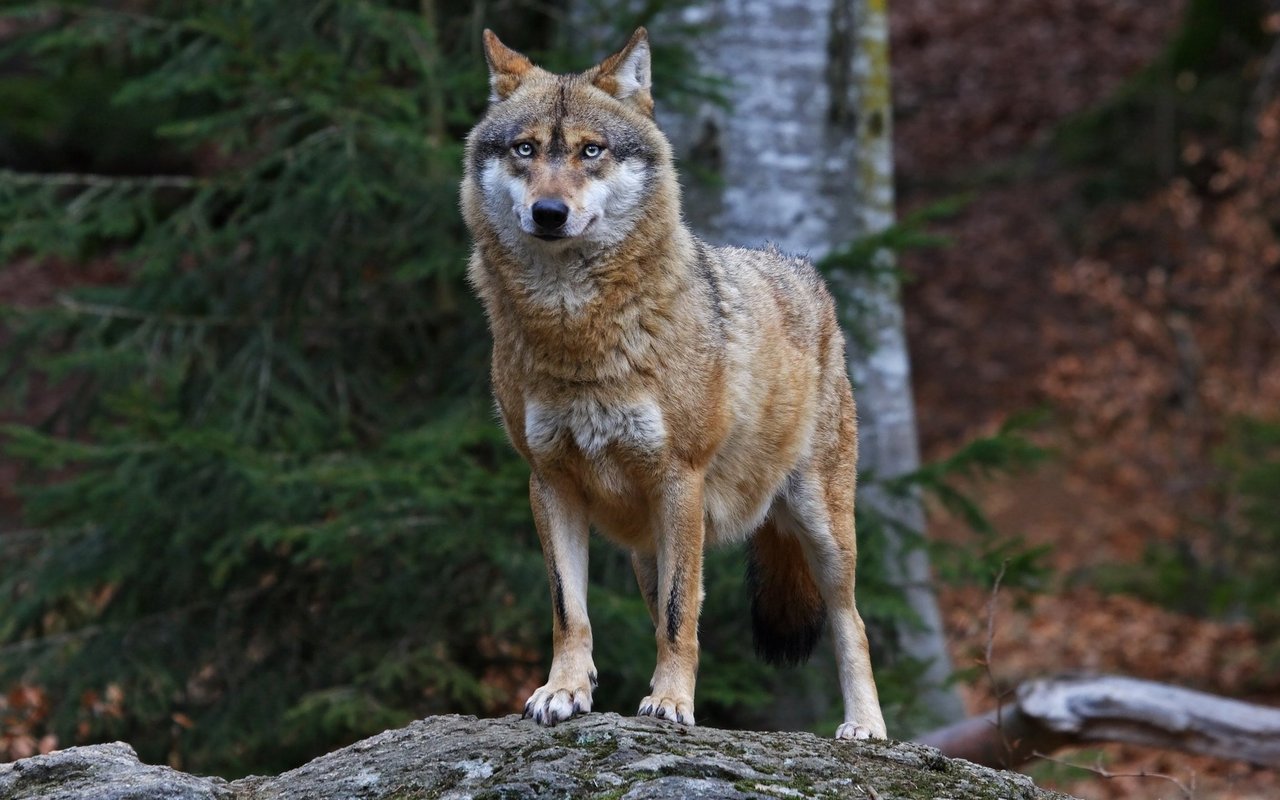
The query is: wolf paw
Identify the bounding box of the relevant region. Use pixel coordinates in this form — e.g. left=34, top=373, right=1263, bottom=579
left=835, top=722, right=878, bottom=740
left=637, top=694, right=695, bottom=726
left=523, top=672, right=595, bottom=727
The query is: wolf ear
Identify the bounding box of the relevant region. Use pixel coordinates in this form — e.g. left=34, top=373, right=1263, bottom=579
left=591, top=28, right=653, bottom=115
left=483, top=29, right=535, bottom=103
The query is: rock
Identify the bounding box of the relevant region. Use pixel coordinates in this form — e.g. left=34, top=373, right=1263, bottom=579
left=1, top=713, right=1077, bottom=799
left=0, top=740, right=231, bottom=800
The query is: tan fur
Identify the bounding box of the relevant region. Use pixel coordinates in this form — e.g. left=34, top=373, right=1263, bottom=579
left=461, top=28, right=887, bottom=739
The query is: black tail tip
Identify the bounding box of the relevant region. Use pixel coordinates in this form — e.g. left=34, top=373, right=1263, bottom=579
left=751, top=604, right=826, bottom=667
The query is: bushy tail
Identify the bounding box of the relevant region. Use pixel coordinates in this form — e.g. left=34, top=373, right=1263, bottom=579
left=746, top=521, right=826, bottom=666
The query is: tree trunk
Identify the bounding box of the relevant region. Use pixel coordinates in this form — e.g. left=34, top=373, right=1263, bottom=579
left=656, top=0, right=965, bottom=728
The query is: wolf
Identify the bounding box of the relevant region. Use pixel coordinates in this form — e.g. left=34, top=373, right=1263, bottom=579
left=461, top=27, right=888, bottom=740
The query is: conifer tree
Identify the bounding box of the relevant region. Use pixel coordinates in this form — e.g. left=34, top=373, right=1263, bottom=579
left=0, top=0, right=552, bottom=774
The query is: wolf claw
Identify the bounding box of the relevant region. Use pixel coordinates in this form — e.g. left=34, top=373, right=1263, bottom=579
left=835, top=722, right=876, bottom=740
left=524, top=682, right=593, bottom=727
left=636, top=694, right=694, bottom=726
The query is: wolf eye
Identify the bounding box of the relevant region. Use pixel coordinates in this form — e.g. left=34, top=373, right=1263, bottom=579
left=513, top=142, right=535, bottom=158
left=582, top=144, right=603, bottom=159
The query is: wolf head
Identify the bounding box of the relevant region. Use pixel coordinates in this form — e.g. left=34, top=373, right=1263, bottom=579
left=462, top=29, right=673, bottom=255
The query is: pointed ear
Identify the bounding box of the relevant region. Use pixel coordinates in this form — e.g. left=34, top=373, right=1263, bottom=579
left=483, top=29, right=535, bottom=102
left=591, top=28, right=653, bottom=115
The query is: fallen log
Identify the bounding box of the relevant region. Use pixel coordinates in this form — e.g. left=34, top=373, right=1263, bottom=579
left=916, top=673, right=1280, bottom=769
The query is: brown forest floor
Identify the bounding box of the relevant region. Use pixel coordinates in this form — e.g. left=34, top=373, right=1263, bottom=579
left=893, top=1, right=1280, bottom=797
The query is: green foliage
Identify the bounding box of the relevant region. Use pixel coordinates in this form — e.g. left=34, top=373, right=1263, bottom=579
left=0, top=0, right=538, bottom=776
left=0, top=0, right=1044, bottom=775
left=817, top=196, right=968, bottom=350
left=891, top=413, right=1052, bottom=592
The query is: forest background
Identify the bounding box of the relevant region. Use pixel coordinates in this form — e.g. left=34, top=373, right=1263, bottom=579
left=0, top=1, right=1278, bottom=799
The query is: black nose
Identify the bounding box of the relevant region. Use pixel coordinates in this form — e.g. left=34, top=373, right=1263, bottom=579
left=531, top=199, right=570, bottom=230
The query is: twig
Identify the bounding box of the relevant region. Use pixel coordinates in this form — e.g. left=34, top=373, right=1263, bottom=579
left=49, top=295, right=438, bottom=332
left=1031, top=749, right=1196, bottom=798
left=61, top=4, right=174, bottom=31
left=0, top=170, right=204, bottom=190
left=981, top=559, right=1014, bottom=765
left=56, top=295, right=239, bottom=327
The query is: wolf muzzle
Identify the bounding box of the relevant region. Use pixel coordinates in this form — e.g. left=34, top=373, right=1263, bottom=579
left=531, top=199, right=570, bottom=240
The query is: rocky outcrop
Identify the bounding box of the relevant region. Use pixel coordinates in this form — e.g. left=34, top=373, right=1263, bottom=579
left=0, top=740, right=232, bottom=800
left=0, top=713, right=1076, bottom=799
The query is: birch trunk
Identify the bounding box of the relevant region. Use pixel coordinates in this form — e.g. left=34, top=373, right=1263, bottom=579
left=655, top=0, right=965, bottom=727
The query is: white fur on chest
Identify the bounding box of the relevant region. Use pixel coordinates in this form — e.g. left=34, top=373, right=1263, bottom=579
left=525, top=396, right=666, bottom=459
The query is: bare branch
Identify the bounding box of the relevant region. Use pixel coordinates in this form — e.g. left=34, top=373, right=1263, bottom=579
left=981, top=559, right=1012, bottom=765
left=1031, top=749, right=1195, bottom=799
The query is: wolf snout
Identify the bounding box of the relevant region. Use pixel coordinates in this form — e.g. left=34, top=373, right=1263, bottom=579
left=531, top=198, right=570, bottom=232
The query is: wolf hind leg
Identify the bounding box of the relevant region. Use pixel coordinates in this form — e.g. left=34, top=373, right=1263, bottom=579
left=778, top=468, right=888, bottom=740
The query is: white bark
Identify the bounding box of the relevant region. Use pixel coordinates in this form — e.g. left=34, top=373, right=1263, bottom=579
left=656, top=0, right=964, bottom=727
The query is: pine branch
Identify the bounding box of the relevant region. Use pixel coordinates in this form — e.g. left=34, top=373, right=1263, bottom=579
left=0, top=170, right=205, bottom=190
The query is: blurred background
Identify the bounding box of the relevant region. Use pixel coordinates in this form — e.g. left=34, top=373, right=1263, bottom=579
left=1, top=1, right=1277, bottom=798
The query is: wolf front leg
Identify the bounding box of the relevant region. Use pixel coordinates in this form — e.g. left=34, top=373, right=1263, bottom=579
left=524, top=473, right=597, bottom=726
left=637, top=470, right=705, bottom=726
